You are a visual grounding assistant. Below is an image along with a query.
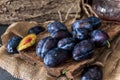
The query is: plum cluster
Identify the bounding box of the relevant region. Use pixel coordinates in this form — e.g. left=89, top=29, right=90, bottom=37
left=36, top=16, right=109, bottom=68
left=6, top=16, right=107, bottom=80
left=36, top=21, right=73, bottom=67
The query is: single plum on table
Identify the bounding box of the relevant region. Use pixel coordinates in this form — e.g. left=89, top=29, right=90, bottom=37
left=7, top=36, right=22, bottom=54
left=47, top=21, right=68, bottom=33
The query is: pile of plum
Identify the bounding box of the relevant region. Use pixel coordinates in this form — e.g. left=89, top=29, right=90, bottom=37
left=6, top=16, right=108, bottom=80
left=36, top=16, right=109, bottom=67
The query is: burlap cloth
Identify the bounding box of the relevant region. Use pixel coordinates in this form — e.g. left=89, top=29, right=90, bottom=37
left=0, top=0, right=120, bottom=80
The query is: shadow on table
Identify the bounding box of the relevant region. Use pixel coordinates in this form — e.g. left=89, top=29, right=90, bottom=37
left=0, top=67, right=21, bottom=80
left=0, top=24, right=9, bottom=44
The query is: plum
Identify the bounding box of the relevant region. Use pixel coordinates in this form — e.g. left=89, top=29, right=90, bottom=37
left=72, top=40, right=94, bottom=61
left=84, top=16, right=102, bottom=29
left=91, top=30, right=109, bottom=47
left=28, top=26, right=45, bottom=35
left=58, top=37, right=76, bottom=51
left=7, top=36, right=22, bottom=54
left=44, top=48, right=69, bottom=67
left=72, top=28, right=89, bottom=41
left=81, top=65, right=103, bottom=80
left=71, top=20, right=93, bottom=31
left=51, top=30, right=71, bottom=40
left=36, top=36, right=58, bottom=59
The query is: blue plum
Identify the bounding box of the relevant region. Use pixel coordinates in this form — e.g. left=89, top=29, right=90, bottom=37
left=71, top=20, right=93, bottom=31
left=58, top=38, right=76, bottom=51
left=43, top=48, right=69, bottom=67
left=36, top=36, right=58, bottom=59
left=84, top=16, right=102, bottom=29
left=47, top=21, right=67, bottom=33
left=7, top=36, right=22, bottom=54
left=72, top=40, right=94, bottom=61
left=91, top=30, right=109, bottom=47
left=51, top=30, right=71, bottom=40
left=28, top=26, right=45, bottom=35
left=81, top=65, right=103, bottom=80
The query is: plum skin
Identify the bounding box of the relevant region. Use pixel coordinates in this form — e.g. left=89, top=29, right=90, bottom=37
left=72, top=28, right=89, bottom=41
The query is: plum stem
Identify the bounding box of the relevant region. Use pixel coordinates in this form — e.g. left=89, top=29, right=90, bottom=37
left=107, top=40, right=110, bottom=48
left=62, top=69, right=68, bottom=75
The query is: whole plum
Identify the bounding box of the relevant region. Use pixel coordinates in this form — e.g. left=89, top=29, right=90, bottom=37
left=47, top=21, right=67, bottom=33
left=58, top=37, right=76, bottom=51
left=36, top=36, right=58, bottom=59
left=7, top=36, right=22, bottom=54
left=44, top=48, right=69, bottom=67
left=84, top=16, right=102, bottom=29
left=81, top=65, right=103, bottom=80
left=91, top=30, right=109, bottom=47
left=72, top=40, right=94, bottom=61
left=28, top=26, right=45, bottom=35
left=71, top=20, right=93, bottom=31
left=51, top=30, right=71, bottom=40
